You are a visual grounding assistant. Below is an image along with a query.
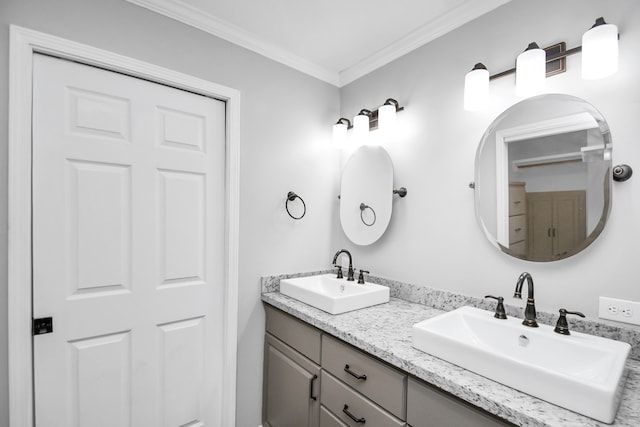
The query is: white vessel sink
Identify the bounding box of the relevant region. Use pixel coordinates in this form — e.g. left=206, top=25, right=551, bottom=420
left=412, top=306, right=631, bottom=423
left=280, top=274, right=390, bottom=315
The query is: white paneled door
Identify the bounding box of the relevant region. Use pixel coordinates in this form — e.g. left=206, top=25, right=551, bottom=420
left=31, top=53, right=226, bottom=427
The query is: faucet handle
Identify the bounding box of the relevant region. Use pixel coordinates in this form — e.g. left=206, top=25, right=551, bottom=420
left=357, top=270, right=370, bottom=284
left=554, top=309, right=585, bottom=335
left=484, top=295, right=507, bottom=319
left=334, top=264, right=343, bottom=279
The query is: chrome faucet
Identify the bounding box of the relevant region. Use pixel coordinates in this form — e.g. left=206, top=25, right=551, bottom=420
left=332, top=249, right=355, bottom=281
left=514, top=272, right=538, bottom=327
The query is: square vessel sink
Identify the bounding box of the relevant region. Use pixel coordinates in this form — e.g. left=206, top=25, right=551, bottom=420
left=280, top=274, right=390, bottom=315
left=412, top=306, right=631, bottom=423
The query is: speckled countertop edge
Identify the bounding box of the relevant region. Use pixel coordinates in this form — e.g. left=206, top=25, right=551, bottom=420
left=261, top=273, right=640, bottom=427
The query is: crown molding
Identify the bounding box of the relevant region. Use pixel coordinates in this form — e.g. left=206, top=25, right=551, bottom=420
left=127, top=0, right=511, bottom=88
left=126, top=0, right=340, bottom=86
left=338, top=0, right=512, bottom=86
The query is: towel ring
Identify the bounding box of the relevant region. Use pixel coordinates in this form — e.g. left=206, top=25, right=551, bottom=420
left=286, top=191, right=306, bottom=220
left=360, top=203, right=376, bottom=226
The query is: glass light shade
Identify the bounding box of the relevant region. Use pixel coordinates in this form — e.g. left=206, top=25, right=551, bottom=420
left=353, top=114, right=370, bottom=141
left=377, top=103, right=396, bottom=131
left=516, top=45, right=545, bottom=97
left=464, top=66, right=489, bottom=111
left=582, top=21, right=618, bottom=80
left=332, top=122, right=348, bottom=149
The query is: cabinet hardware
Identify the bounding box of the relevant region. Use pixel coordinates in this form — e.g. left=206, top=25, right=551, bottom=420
left=344, top=364, right=367, bottom=380
left=309, top=374, right=318, bottom=401
left=343, top=404, right=366, bottom=423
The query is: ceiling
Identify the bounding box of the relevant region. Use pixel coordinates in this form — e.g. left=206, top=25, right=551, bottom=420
left=126, top=0, right=512, bottom=87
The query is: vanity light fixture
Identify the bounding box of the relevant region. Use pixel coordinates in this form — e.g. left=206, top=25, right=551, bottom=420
left=332, top=99, right=405, bottom=147
left=515, top=42, right=545, bottom=97
left=464, top=17, right=619, bottom=109
left=332, top=117, right=352, bottom=148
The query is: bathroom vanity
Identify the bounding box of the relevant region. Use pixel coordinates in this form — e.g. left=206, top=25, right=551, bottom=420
left=263, top=304, right=511, bottom=426
left=261, top=278, right=640, bottom=427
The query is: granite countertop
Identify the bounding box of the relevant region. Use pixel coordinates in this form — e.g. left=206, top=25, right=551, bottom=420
left=261, top=291, right=640, bottom=427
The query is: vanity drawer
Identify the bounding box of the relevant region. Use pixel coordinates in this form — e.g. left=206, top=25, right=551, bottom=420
left=265, top=305, right=321, bottom=364
left=321, top=335, right=406, bottom=419
left=508, top=215, right=526, bottom=244
left=321, top=371, right=404, bottom=427
left=508, top=183, right=526, bottom=216
left=320, top=405, right=348, bottom=427
left=407, top=377, right=513, bottom=427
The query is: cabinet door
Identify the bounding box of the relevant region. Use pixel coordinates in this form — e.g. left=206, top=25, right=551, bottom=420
left=264, top=333, right=320, bottom=427
left=407, top=378, right=513, bottom=427
left=527, top=191, right=586, bottom=260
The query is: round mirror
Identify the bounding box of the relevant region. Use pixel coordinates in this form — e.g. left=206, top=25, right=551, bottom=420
left=340, top=146, right=393, bottom=245
left=475, top=94, right=612, bottom=262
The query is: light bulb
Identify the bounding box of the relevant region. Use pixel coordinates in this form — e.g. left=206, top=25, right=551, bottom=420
left=332, top=121, right=348, bottom=149
left=464, top=63, right=489, bottom=111
left=353, top=113, right=370, bottom=143
left=582, top=17, right=618, bottom=80
left=516, top=42, right=545, bottom=98
left=378, top=103, right=396, bottom=131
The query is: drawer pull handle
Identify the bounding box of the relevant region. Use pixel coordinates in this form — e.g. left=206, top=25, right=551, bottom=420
left=343, top=404, right=366, bottom=423
left=515, top=227, right=522, bottom=232
left=309, top=374, right=318, bottom=401
left=344, top=364, right=367, bottom=380
left=514, top=200, right=521, bottom=205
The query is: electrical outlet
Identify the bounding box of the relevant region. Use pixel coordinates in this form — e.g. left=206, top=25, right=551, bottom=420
left=599, top=297, right=640, bottom=326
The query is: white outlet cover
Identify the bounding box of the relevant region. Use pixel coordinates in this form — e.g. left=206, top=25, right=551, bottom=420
left=599, top=296, right=640, bottom=326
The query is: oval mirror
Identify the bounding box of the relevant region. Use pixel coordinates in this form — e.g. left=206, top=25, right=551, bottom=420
left=475, top=94, right=612, bottom=262
left=340, top=146, right=393, bottom=245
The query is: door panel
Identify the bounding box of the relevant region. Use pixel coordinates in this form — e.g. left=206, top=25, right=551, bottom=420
left=70, top=160, right=132, bottom=295
left=32, top=53, right=225, bottom=426
left=158, top=170, right=205, bottom=286
left=158, top=317, right=205, bottom=427
left=71, top=331, right=132, bottom=427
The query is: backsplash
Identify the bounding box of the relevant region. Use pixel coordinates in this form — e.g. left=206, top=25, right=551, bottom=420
left=262, top=271, right=640, bottom=360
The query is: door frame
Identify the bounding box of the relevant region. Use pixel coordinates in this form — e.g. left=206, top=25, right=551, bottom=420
left=8, top=25, right=240, bottom=427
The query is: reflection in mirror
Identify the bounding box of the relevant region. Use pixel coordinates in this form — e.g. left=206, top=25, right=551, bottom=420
left=475, top=94, right=612, bottom=262
left=340, top=146, right=393, bottom=245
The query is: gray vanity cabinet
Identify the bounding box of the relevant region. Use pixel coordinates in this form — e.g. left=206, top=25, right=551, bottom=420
left=407, top=378, right=513, bottom=427
left=264, top=305, right=514, bottom=427
left=264, top=306, right=321, bottom=427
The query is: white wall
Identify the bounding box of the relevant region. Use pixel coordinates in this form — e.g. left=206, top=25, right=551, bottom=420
left=0, top=1, right=340, bottom=426
left=338, top=0, right=640, bottom=322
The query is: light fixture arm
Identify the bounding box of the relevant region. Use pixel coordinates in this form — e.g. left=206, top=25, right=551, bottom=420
left=383, top=98, right=405, bottom=113
left=335, top=117, right=353, bottom=129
